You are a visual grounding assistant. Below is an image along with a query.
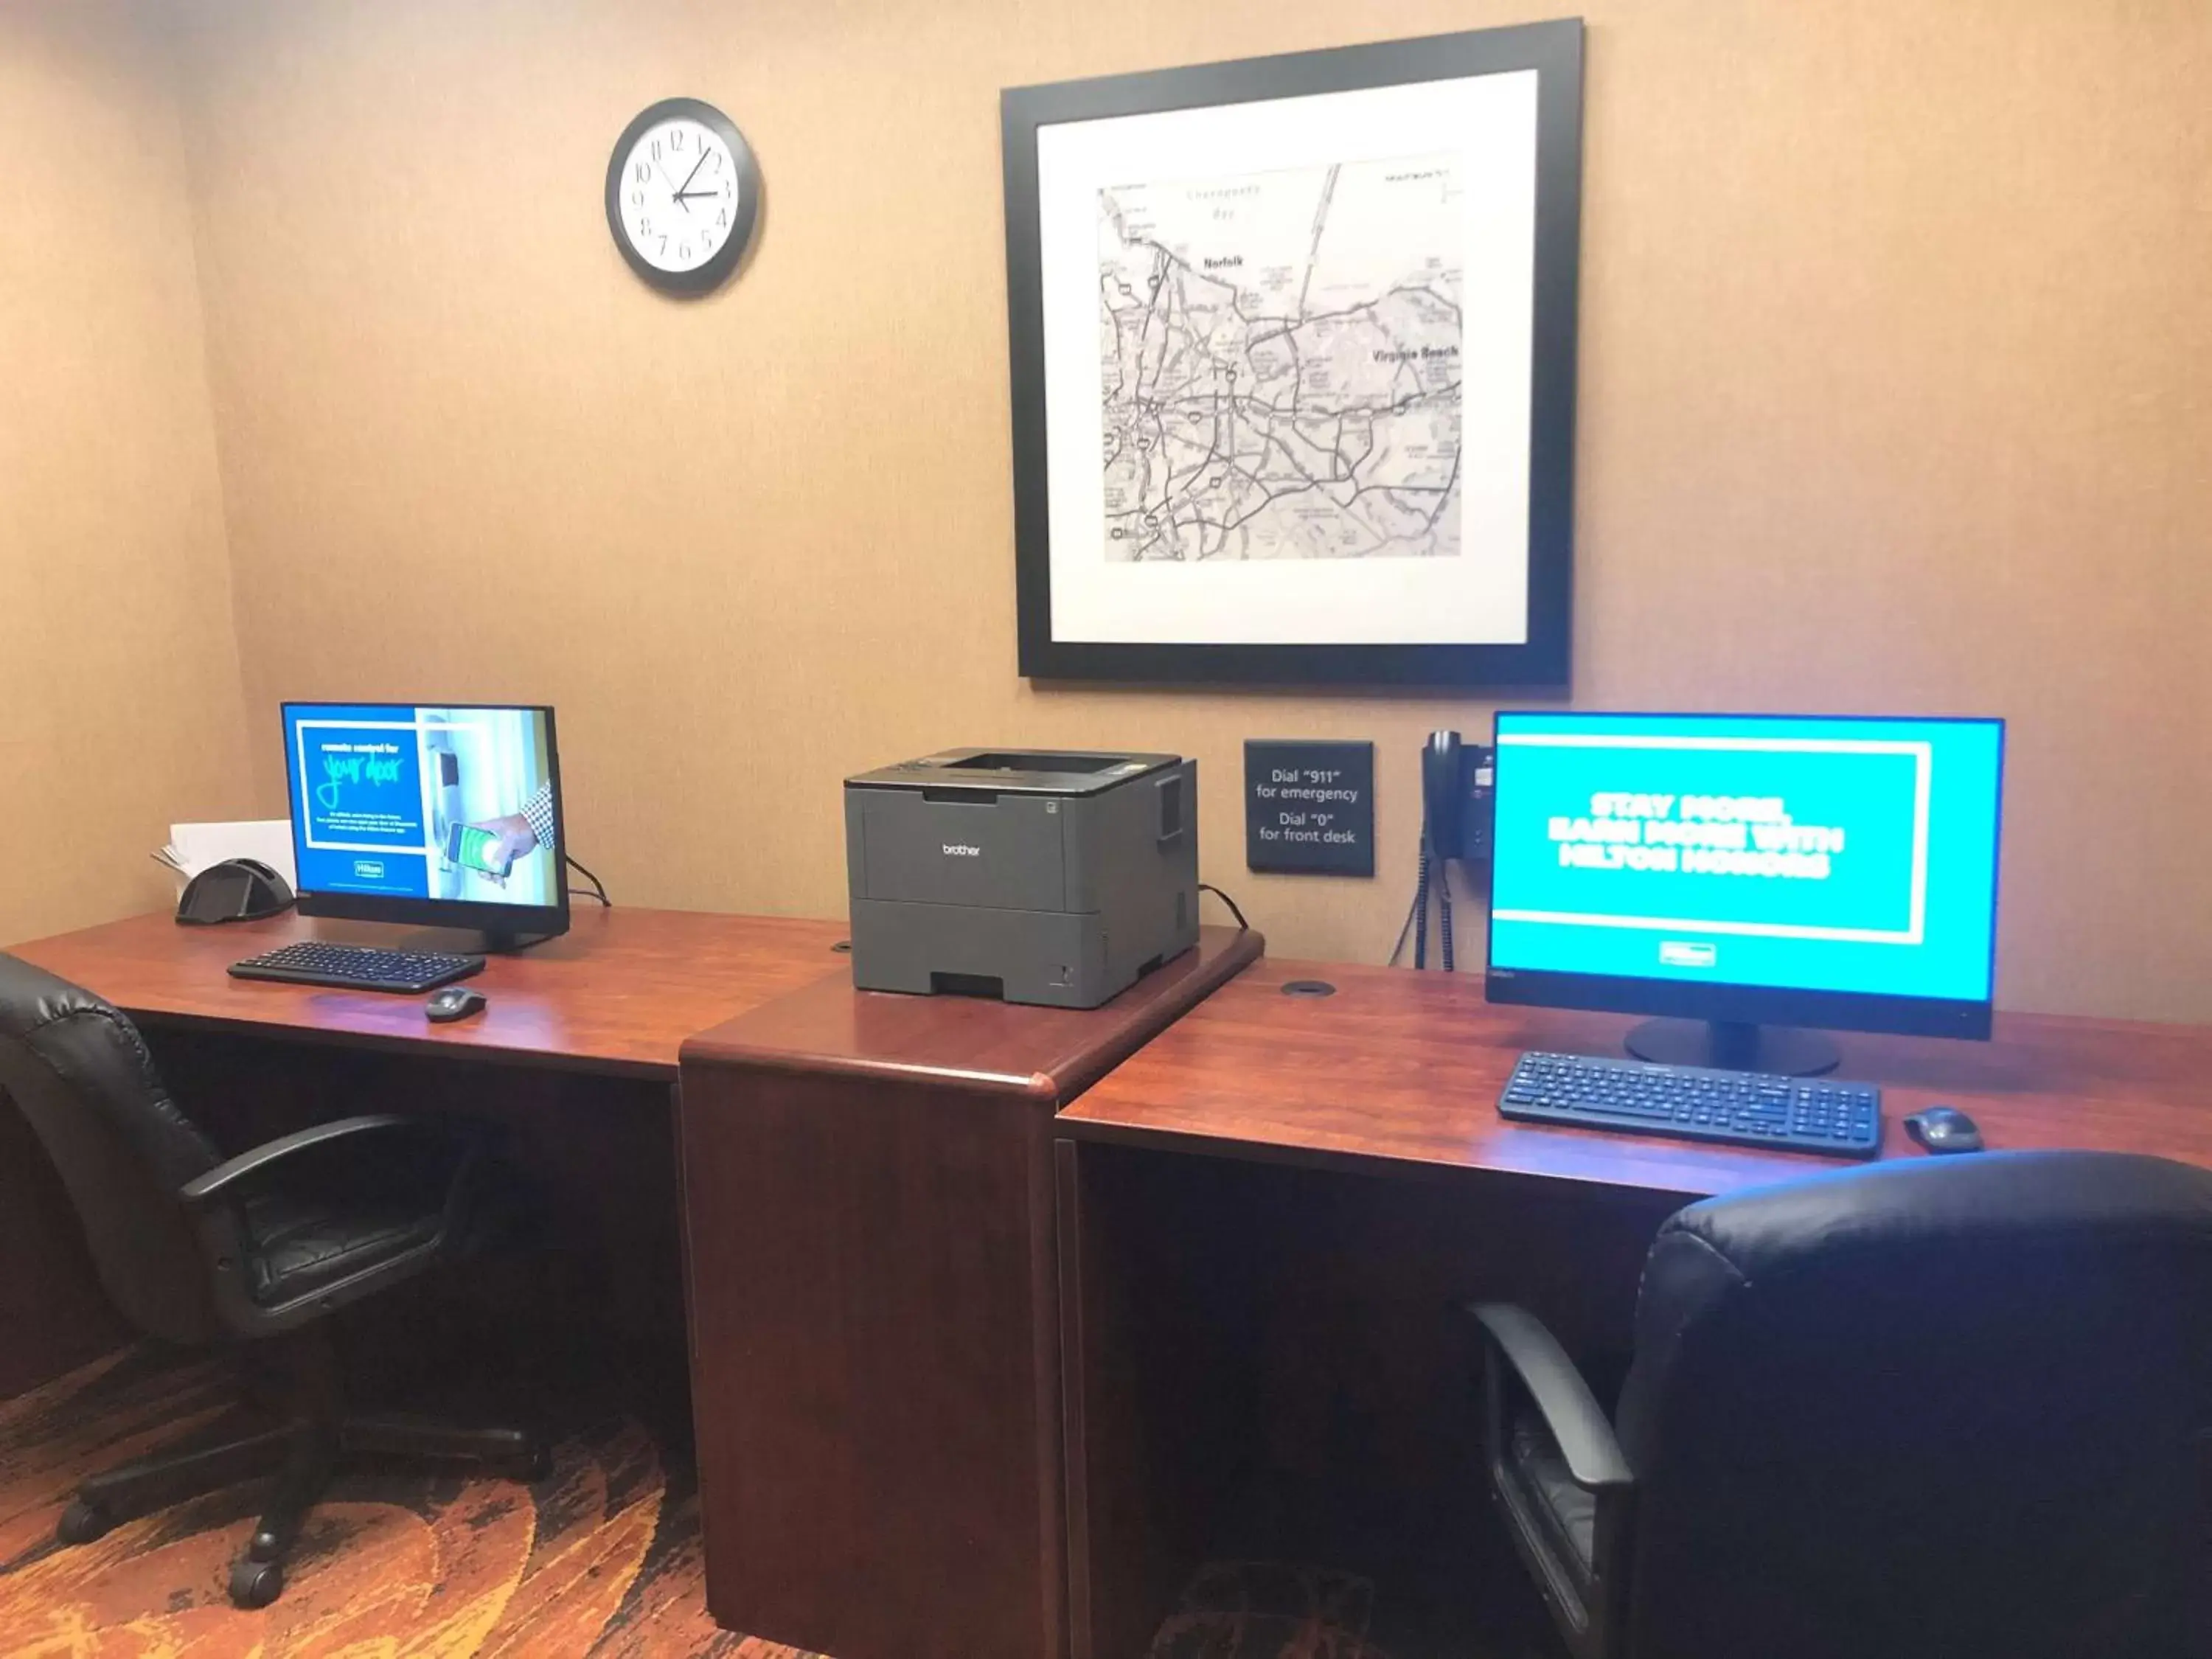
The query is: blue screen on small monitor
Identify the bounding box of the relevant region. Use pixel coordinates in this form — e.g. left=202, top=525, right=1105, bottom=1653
left=1488, top=713, right=2003, bottom=1005
left=282, top=703, right=560, bottom=911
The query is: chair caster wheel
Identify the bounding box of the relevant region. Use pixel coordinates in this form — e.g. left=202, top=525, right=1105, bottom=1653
left=229, top=1559, right=285, bottom=1608
left=58, top=1498, right=114, bottom=1545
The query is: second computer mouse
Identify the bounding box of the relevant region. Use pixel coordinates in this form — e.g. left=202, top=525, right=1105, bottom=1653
left=424, top=987, right=487, bottom=1024
left=1905, top=1105, right=1983, bottom=1154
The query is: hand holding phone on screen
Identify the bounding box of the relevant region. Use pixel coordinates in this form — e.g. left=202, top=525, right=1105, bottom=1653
left=445, top=815, right=538, bottom=884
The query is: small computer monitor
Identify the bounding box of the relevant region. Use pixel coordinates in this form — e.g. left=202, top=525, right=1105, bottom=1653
left=281, top=702, right=569, bottom=950
left=1486, top=711, right=2005, bottom=1075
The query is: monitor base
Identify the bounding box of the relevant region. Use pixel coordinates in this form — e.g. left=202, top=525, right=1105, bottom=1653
left=1624, top=1018, right=1840, bottom=1077
left=392, top=926, right=561, bottom=957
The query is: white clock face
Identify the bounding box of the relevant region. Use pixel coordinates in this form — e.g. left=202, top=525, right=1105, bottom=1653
left=615, top=118, right=743, bottom=274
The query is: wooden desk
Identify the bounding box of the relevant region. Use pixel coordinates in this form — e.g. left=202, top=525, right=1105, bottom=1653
left=1054, top=955, right=2212, bottom=1658
left=4, top=908, right=1266, bottom=1659
left=1, top=907, right=848, bottom=1399
left=677, top=926, right=1265, bottom=1659
left=1061, top=954, right=2212, bottom=1189
left=9, top=905, right=846, bottom=1079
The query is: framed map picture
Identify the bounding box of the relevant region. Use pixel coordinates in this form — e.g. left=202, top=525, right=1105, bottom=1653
left=1001, top=21, right=1583, bottom=686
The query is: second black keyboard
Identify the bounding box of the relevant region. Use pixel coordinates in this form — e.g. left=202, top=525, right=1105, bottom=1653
left=229, top=941, right=485, bottom=995
left=1500, top=1051, right=1882, bottom=1158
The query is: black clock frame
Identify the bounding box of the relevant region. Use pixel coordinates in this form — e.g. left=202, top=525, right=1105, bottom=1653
left=605, top=97, right=762, bottom=297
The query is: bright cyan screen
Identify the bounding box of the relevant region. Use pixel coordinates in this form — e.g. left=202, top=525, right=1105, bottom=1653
left=1488, top=713, right=2003, bottom=1004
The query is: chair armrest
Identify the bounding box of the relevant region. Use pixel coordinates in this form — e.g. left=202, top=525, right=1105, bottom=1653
left=179, top=1114, right=439, bottom=1208
left=1469, top=1301, right=1634, bottom=1491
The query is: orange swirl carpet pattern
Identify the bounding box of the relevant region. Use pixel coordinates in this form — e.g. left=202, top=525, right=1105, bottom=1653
left=1, top=1348, right=1410, bottom=1658
left=0, top=1346, right=810, bottom=1658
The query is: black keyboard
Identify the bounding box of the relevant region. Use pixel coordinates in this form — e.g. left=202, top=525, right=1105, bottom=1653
left=1500, top=1051, right=1882, bottom=1159
left=229, top=941, right=485, bottom=995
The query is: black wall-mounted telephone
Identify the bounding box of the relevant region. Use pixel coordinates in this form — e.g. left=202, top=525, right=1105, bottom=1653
left=1397, top=731, right=1494, bottom=970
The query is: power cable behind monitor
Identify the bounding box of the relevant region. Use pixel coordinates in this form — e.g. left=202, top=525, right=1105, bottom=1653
left=565, top=853, right=611, bottom=907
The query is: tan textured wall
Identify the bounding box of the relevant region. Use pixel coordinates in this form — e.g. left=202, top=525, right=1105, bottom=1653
left=172, top=0, right=2212, bottom=1018
left=0, top=1, right=254, bottom=948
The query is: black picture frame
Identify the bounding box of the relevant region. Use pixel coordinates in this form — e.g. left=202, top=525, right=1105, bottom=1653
left=1001, top=21, right=1584, bottom=688
left=605, top=97, right=762, bottom=299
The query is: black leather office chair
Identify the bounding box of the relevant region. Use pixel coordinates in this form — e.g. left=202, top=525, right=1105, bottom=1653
left=0, top=953, right=540, bottom=1608
left=1470, top=1150, right=2212, bottom=1659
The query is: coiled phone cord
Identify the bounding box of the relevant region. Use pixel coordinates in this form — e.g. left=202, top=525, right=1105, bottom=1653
left=1397, top=841, right=1456, bottom=972
left=1436, top=854, right=1455, bottom=973
left=1411, top=846, right=1432, bottom=970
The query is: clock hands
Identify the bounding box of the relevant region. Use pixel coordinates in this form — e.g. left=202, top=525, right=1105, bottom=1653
left=669, top=146, right=711, bottom=213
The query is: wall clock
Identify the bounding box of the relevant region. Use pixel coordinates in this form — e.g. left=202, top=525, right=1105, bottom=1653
left=605, top=97, right=761, bottom=296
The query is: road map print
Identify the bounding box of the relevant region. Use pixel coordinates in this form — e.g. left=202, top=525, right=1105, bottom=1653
left=1099, top=153, right=1463, bottom=563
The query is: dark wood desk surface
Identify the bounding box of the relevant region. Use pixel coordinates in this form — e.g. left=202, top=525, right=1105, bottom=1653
left=684, top=924, right=1264, bottom=1097
left=1060, top=954, right=2212, bottom=1194
left=8, top=907, right=849, bottom=1079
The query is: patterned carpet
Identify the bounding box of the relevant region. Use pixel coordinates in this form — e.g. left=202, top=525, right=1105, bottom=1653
left=0, top=1348, right=1413, bottom=1659
left=0, top=1346, right=807, bottom=1658
left=1150, top=1561, right=1389, bottom=1659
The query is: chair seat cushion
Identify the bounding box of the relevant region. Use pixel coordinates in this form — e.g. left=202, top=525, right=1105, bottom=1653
left=242, top=1191, right=444, bottom=1304
left=1509, top=1409, right=1599, bottom=1582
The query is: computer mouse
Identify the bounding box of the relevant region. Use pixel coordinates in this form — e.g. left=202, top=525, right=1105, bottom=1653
left=424, top=987, right=487, bottom=1024
left=1904, top=1105, right=1983, bottom=1154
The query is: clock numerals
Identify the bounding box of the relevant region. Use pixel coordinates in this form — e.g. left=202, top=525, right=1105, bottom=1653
left=620, top=122, right=734, bottom=274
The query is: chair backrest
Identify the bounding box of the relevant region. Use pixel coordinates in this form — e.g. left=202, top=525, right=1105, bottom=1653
left=1612, top=1149, right=2212, bottom=1659
left=0, top=953, right=227, bottom=1346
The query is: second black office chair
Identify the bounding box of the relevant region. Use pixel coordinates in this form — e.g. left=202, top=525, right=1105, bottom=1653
left=0, top=953, right=541, bottom=1608
left=1471, top=1150, right=2212, bottom=1659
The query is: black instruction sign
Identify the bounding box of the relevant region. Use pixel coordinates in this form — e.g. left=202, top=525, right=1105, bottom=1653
left=1244, top=740, right=1374, bottom=876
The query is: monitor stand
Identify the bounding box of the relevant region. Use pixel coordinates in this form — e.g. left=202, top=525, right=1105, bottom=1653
left=1624, top=1018, right=1840, bottom=1077
left=392, top=925, right=560, bottom=957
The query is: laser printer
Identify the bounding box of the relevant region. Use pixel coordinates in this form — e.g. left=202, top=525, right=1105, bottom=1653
left=843, top=748, right=1199, bottom=1009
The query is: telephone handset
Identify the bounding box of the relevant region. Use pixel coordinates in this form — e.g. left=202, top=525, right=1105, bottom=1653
left=1424, top=731, right=1467, bottom=860
left=1397, top=729, right=1494, bottom=970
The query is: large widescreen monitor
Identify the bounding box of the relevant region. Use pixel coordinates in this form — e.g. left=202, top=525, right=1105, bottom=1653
left=281, top=702, right=568, bottom=949
left=1486, top=711, right=2005, bottom=1074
